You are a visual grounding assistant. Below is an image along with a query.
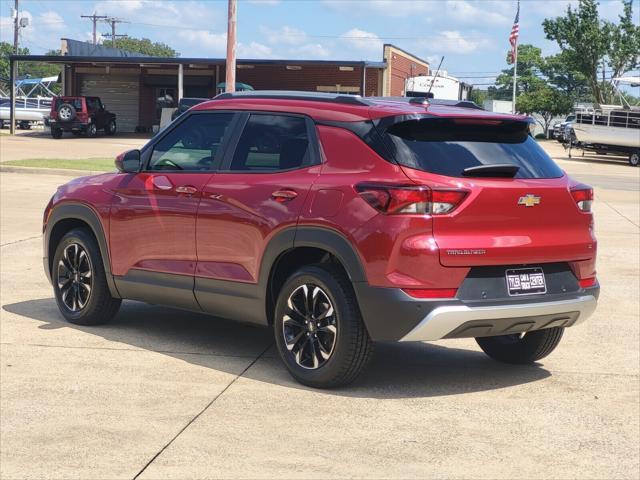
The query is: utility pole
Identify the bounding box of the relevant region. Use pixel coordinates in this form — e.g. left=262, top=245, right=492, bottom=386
left=225, top=0, right=237, bottom=93
left=13, top=0, right=19, bottom=53
left=81, top=13, right=108, bottom=45
left=10, top=0, right=19, bottom=134
left=103, top=18, right=127, bottom=48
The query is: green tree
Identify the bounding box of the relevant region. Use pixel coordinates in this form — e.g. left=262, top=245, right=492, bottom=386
left=469, top=89, right=488, bottom=107
left=22, top=49, right=62, bottom=80
left=495, top=44, right=546, bottom=97
left=517, top=86, right=574, bottom=137
left=1, top=43, right=62, bottom=94
left=543, top=0, right=639, bottom=104
left=113, top=37, right=179, bottom=57
left=540, top=51, right=590, bottom=100
left=608, top=1, right=640, bottom=81
left=0, top=42, right=29, bottom=80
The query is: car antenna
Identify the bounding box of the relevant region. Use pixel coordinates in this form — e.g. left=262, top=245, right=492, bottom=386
left=426, top=56, right=445, bottom=98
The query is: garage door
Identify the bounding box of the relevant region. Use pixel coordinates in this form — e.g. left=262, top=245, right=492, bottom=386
left=80, top=75, right=139, bottom=133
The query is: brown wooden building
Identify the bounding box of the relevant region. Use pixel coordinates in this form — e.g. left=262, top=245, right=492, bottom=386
left=10, top=42, right=429, bottom=132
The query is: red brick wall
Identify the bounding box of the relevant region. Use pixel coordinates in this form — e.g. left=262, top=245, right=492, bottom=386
left=384, top=46, right=429, bottom=96
left=365, top=68, right=381, bottom=96
left=233, top=64, right=365, bottom=94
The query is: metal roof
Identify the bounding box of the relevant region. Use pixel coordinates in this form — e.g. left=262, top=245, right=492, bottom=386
left=9, top=54, right=387, bottom=69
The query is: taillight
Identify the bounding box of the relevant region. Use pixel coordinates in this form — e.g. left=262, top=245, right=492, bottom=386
left=578, top=277, right=597, bottom=288
left=356, top=183, right=467, bottom=215
left=570, top=184, right=593, bottom=212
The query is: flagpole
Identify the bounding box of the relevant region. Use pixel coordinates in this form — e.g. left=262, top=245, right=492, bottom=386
left=512, top=43, right=517, bottom=114
left=511, top=0, right=519, bottom=114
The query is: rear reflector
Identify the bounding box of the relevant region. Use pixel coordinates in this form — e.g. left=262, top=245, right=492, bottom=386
left=356, top=183, right=468, bottom=215
left=578, top=277, right=597, bottom=288
left=402, top=288, right=458, bottom=299
left=570, top=184, right=594, bottom=212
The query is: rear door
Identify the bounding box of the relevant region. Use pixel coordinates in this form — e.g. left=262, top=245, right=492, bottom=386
left=384, top=116, right=596, bottom=267
left=194, top=112, right=321, bottom=322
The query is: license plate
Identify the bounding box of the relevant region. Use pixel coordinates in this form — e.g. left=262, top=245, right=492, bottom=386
left=505, top=268, right=547, bottom=296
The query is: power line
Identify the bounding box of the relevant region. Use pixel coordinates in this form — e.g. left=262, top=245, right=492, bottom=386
left=81, top=13, right=108, bottom=46
left=102, top=17, right=128, bottom=48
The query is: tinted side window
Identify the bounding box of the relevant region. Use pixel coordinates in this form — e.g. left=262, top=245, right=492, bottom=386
left=149, top=113, right=234, bottom=171
left=229, top=114, right=309, bottom=171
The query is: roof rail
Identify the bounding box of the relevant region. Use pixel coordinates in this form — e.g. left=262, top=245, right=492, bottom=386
left=366, top=96, right=483, bottom=110
left=429, top=99, right=484, bottom=110
left=214, top=90, right=370, bottom=106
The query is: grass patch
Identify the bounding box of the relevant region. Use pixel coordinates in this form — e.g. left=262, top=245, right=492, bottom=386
left=4, top=158, right=114, bottom=171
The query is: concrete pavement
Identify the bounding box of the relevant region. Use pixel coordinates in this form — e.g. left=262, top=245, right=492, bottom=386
left=0, top=142, right=638, bottom=479
left=0, top=130, right=148, bottom=162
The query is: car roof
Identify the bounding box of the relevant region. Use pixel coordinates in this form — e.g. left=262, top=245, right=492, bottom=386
left=192, top=91, right=529, bottom=123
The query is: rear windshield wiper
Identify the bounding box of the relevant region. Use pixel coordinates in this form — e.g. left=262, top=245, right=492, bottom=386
left=462, top=164, right=520, bottom=178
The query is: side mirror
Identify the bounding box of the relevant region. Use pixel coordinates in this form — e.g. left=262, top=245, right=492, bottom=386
left=115, top=149, right=141, bottom=173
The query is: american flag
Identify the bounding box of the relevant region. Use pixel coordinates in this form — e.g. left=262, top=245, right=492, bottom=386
left=509, top=1, right=520, bottom=62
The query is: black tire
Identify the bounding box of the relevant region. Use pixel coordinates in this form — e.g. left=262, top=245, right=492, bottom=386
left=57, top=103, right=76, bottom=122
left=86, top=122, right=97, bottom=138
left=51, top=127, right=63, bottom=139
left=52, top=228, right=121, bottom=325
left=476, top=327, right=564, bottom=364
left=629, top=151, right=639, bottom=167
left=105, top=119, right=116, bottom=136
left=274, top=264, right=373, bottom=388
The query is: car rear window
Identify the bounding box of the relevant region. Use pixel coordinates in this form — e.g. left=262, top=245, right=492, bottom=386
left=55, top=98, right=83, bottom=111
left=383, top=118, right=564, bottom=179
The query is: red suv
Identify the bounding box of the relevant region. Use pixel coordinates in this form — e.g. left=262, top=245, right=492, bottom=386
left=43, top=92, right=599, bottom=388
left=49, top=96, right=117, bottom=139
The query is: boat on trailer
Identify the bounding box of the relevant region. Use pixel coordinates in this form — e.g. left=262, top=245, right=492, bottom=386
left=567, top=77, right=640, bottom=166
left=0, top=75, right=57, bottom=128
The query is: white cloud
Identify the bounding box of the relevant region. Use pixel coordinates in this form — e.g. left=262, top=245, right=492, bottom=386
left=340, top=28, right=383, bottom=53
left=260, top=25, right=306, bottom=45
left=238, top=41, right=273, bottom=58
left=247, top=0, right=281, bottom=5
left=93, top=1, right=222, bottom=31
left=323, top=0, right=435, bottom=17
left=177, top=29, right=227, bottom=54
left=38, top=11, right=66, bottom=30
left=445, top=1, right=510, bottom=26
left=527, top=0, right=579, bottom=18
left=0, top=9, right=68, bottom=52
left=289, top=43, right=331, bottom=59
left=426, top=30, right=492, bottom=54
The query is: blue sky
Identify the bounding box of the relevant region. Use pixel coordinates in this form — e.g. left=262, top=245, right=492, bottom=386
left=1, top=0, right=638, bottom=90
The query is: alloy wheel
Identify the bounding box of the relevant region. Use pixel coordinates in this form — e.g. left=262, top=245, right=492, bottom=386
left=57, top=243, right=92, bottom=312
left=282, top=284, right=337, bottom=369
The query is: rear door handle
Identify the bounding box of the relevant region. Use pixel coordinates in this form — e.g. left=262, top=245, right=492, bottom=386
left=176, top=185, right=198, bottom=196
left=272, top=189, right=298, bottom=202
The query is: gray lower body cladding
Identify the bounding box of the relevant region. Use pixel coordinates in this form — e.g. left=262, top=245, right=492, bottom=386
left=354, top=281, right=599, bottom=342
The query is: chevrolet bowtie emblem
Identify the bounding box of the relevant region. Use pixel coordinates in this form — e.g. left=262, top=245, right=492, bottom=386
left=518, top=194, right=541, bottom=207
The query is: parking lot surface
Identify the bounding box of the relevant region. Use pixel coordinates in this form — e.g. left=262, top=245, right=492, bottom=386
left=0, top=130, right=148, bottom=162
left=0, top=137, right=639, bottom=479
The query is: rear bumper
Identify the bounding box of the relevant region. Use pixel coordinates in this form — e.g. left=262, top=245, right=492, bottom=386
left=400, top=294, right=597, bottom=341
left=354, top=282, right=599, bottom=342
left=49, top=121, right=87, bottom=131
